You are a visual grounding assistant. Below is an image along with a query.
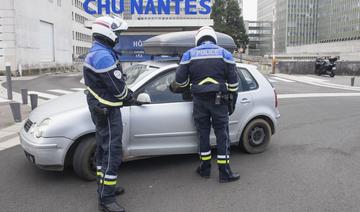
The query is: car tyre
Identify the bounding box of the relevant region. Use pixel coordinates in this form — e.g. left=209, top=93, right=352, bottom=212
left=240, top=119, right=272, bottom=154
left=73, top=136, right=97, bottom=181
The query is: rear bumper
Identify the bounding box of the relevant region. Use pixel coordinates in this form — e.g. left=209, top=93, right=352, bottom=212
left=20, top=129, right=74, bottom=171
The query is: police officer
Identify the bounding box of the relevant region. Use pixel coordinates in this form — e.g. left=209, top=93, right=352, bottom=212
left=83, top=16, right=132, bottom=212
left=171, top=26, right=240, bottom=183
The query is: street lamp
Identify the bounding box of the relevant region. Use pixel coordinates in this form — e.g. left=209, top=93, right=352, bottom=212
left=272, top=6, right=276, bottom=74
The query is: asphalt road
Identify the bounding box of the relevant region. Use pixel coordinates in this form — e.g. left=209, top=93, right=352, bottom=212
left=1, top=73, right=360, bottom=212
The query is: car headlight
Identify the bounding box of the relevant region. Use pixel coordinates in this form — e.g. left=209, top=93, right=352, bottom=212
left=33, top=118, right=51, bottom=138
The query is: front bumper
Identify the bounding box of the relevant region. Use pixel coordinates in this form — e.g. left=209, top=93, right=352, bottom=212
left=20, top=129, right=74, bottom=171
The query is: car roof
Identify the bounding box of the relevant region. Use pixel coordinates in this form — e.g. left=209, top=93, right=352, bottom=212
left=139, top=60, right=257, bottom=71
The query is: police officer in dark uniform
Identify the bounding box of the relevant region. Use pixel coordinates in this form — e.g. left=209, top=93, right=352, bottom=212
left=171, top=26, right=240, bottom=183
left=83, top=16, right=132, bottom=212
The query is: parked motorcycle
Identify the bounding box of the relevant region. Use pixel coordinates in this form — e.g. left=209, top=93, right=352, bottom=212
left=315, top=57, right=337, bottom=77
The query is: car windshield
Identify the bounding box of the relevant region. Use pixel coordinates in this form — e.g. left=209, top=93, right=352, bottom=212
left=124, top=64, right=159, bottom=86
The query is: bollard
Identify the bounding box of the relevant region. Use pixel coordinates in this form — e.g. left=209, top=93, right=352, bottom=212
left=21, top=89, right=28, bottom=104
left=351, top=77, right=355, bottom=87
left=9, top=102, right=22, bottom=122
left=30, top=94, right=38, bottom=110
left=6, top=65, right=13, bottom=100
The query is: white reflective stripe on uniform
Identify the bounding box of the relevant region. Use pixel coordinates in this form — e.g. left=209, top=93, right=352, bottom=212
left=97, top=166, right=102, bottom=170
left=228, top=88, right=238, bottom=92
left=223, top=58, right=236, bottom=64
left=84, top=63, right=117, bottom=73
left=176, top=78, right=190, bottom=87
left=115, top=87, right=128, bottom=100
left=217, top=155, right=229, bottom=159
left=191, top=55, right=223, bottom=61
left=180, top=60, right=191, bottom=65
left=104, top=175, right=117, bottom=180
left=200, top=151, right=211, bottom=156
left=228, top=82, right=239, bottom=87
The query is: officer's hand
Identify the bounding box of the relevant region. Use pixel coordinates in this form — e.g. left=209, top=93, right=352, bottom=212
left=123, top=89, right=135, bottom=106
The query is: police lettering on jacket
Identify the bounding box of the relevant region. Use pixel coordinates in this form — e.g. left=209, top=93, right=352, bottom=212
left=175, top=41, right=239, bottom=94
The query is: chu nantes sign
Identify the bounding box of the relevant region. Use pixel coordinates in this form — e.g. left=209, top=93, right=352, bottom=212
left=83, top=0, right=212, bottom=15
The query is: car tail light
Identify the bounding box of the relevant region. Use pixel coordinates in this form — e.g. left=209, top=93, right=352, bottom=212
left=274, top=90, right=278, bottom=108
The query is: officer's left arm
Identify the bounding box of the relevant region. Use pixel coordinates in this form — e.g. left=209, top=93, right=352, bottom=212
left=97, top=56, right=132, bottom=102
left=170, top=51, right=191, bottom=93
left=223, top=50, right=239, bottom=115
left=223, top=50, right=239, bottom=93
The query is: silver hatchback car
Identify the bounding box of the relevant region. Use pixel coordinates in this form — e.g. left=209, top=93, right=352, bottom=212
left=20, top=61, right=280, bottom=180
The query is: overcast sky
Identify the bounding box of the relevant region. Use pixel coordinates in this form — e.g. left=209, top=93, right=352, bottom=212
left=243, top=0, right=257, bottom=21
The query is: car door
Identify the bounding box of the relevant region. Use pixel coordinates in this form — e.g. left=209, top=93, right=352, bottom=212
left=228, top=67, right=258, bottom=143
left=128, top=69, right=198, bottom=157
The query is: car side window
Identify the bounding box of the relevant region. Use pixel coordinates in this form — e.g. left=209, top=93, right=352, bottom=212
left=141, top=71, right=184, bottom=104
left=237, top=68, right=258, bottom=91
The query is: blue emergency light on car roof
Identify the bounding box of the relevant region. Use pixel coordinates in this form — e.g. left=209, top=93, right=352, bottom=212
left=143, top=31, right=237, bottom=56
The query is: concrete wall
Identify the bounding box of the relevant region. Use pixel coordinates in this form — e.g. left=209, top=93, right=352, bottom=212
left=286, top=40, right=360, bottom=61
left=0, top=0, right=16, bottom=72
left=277, top=61, right=360, bottom=76
left=0, top=0, right=73, bottom=74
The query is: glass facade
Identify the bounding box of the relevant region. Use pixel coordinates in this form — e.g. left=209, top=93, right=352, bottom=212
left=318, top=0, right=360, bottom=43
left=258, top=0, right=275, bottom=21
left=272, top=0, right=360, bottom=53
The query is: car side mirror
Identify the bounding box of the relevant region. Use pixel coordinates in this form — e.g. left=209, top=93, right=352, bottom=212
left=136, top=93, right=151, bottom=105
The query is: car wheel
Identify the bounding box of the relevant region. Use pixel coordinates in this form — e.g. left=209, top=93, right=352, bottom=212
left=73, top=136, right=97, bottom=181
left=240, top=119, right=272, bottom=154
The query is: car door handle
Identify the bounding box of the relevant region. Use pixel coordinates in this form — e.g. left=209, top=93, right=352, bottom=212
left=240, top=98, right=251, bottom=104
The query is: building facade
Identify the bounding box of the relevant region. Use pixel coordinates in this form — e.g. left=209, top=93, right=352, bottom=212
left=271, top=0, right=360, bottom=59
left=245, top=21, right=273, bottom=56
left=0, top=0, right=213, bottom=73
left=274, top=0, right=318, bottom=53
left=257, top=0, right=275, bottom=22
left=0, top=0, right=73, bottom=73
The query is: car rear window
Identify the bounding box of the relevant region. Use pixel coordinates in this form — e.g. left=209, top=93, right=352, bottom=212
left=237, top=68, right=259, bottom=91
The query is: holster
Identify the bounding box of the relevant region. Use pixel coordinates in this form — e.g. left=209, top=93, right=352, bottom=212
left=221, top=92, right=238, bottom=115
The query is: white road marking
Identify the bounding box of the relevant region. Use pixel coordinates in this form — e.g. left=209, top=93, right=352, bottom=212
left=0, top=136, right=19, bottom=151
left=271, top=77, right=295, bottom=83
left=274, top=74, right=360, bottom=92
left=48, top=89, right=74, bottom=95
left=70, top=88, right=85, bottom=91
left=28, top=91, right=59, bottom=100
left=278, top=93, right=360, bottom=99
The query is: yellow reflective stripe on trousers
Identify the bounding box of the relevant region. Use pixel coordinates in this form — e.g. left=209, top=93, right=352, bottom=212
left=100, top=180, right=117, bottom=186
left=228, top=88, right=238, bottom=92
left=86, top=87, right=123, bottom=107
left=97, top=171, right=104, bottom=177
left=198, top=77, right=219, bottom=85
left=217, top=160, right=230, bottom=164
left=200, top=155, right=212, bottom=161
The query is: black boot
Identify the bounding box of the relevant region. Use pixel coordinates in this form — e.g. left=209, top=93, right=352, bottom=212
left=219, top=164, right=240, bottom=183
left=115, top=186, right=125, bottom=196
left=196, top=161, right=211, bottom=178
left=99, top=201, right=125, bottom=212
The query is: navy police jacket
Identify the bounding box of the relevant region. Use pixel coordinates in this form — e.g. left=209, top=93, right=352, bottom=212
left=83, top=41, right=128, bottom=107
left=175, top=41, right=239, bottom=95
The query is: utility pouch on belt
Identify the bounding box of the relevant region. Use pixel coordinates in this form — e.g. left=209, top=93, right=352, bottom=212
left=215, top=92, right=222, bottom=105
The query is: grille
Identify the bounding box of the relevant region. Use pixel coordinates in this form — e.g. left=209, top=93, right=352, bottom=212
left=24, top=119, right=33, bottom=132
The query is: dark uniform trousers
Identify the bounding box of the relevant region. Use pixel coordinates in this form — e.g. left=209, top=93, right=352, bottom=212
left=193, top=96, right=230, bottom=164
left=88, top=99, right=123, bottom=204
